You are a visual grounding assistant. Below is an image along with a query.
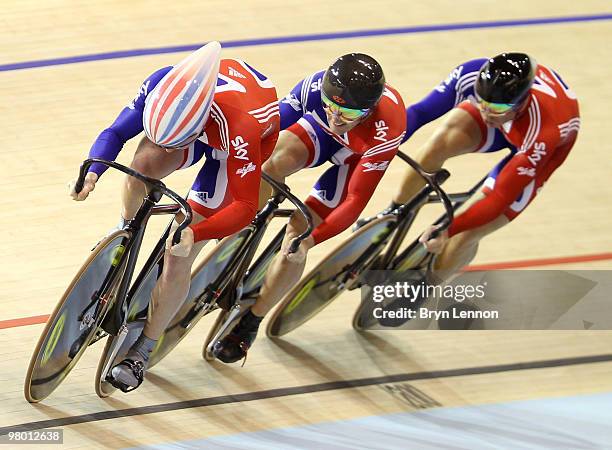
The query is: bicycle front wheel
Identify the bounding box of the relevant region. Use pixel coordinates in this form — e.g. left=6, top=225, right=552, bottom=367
left=266, top=216, right=395, bottom=338
left=24, top=231, right=128, bottom=402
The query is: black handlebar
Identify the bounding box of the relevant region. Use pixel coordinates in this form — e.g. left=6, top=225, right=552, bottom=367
left=396, top=150, right=454, bottom=238
left=261, top=173, right=314, bottom=254
left=76, top=159, right=192, bottom=245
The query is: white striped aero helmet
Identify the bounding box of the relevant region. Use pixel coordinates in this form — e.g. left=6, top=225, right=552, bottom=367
left=143, top=41, right=222, bottom=149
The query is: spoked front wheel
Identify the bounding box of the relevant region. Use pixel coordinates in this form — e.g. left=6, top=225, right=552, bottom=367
left=24, top=231, right=128, bottom=402
left=266, top=216, right=396, bottom=338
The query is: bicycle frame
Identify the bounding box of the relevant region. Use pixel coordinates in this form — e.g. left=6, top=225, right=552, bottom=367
left=315, top=151, right=491, bottom=291
left=74, top=159, right=192, bottom=336
left=175, top=173, right=314, bottom=328
left=389, top=178, right=486, bottom=271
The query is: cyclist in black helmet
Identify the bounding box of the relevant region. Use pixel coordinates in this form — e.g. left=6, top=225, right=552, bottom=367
left=474, top=52, right=536, bottom=127
left=321, top=53, right=386, bottom=133
left=389, top=52, right=579, bottom=283
left=212, top=53, right=408, bottom=364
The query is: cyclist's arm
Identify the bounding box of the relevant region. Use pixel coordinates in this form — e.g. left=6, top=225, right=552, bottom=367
left=405, top=59, right=487, bottom=141
left=279, top=71, right=323, bottom=130
left=448, top=131, right=560, bottom=236
left=394, top=107, right=483, bottom=205
left=189, top=125, right=262, bottom=242
left=311, top=147, right=399, bottom=245
left=88, top=67, right=171, bottom=176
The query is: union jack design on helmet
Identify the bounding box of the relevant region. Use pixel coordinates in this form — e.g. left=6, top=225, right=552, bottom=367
left=143, top=41, right=222, bottom=148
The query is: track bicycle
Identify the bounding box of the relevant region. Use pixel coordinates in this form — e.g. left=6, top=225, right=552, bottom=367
left=95, top=167, right=313, bottom=396
left=266, top=150, right=489, bottom=337
left=24, top=158, right=191, bottom=402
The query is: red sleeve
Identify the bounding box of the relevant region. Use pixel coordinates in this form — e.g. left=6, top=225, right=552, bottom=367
left=448, top=129, right=559, bottom=236
left=190, top=123, right=261, bottom=242
left=311, top=148, right=398, bottom=245
left=457, top=101, right=489, bottom=150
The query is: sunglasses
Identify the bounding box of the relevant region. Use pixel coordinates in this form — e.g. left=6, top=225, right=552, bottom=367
left=321, top=92, right=370, bottom=121
left=472, top=93, right=521, bottom=116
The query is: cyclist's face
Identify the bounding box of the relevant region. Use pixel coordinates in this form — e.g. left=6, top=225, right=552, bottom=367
left=479, top=108, right=517, bottom=128
left=325, top=109, right=363, bottom=134
left=471, top=95, right=524, bottom=128
left=163, top=146, right=185, bottom=153
left=321, top=92, right=369, bottom=135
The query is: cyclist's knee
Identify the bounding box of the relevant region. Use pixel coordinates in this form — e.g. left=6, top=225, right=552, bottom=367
left=159, top=253, right=192, bottom=285
left=130, top=136, right=182, bottom=179
left=451, top=229, right=482, bottom=249
left=130, top=138, right=157, bottom=174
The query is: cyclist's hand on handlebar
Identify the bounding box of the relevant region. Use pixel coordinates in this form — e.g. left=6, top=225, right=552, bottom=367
left=68, top=172, right=98, bottom=201
left=419, top=224, right=448, bottom=254
left=166, top=224, right=194, bottom=257
left=284, top=235, right=315, bottom=264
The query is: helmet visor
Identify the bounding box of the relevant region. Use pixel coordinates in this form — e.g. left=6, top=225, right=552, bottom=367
left=473, top=92, right=523, bottom=116
left=321, top=92, right=370, bottom=121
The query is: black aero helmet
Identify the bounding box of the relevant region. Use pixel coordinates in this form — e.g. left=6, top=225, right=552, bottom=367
left=475, top=52, right=536, bottom=105
left=322, top=53, right=385, bottom=110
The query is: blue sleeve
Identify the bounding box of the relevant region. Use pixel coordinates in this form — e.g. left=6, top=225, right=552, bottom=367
left=403, top=58, right=488, bottom=142
left=88, top=66, right=171, bottom=176
left=279, top=70, right=325, bottom=130
left=279, top=78, right=306, bottom=130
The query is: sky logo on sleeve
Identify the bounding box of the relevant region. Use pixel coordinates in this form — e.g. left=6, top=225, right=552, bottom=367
left=236, top=162, right=256, bottom=178
left=128, top=80, right=151, bottom=109
left=362, top=161, right=390, bottom=172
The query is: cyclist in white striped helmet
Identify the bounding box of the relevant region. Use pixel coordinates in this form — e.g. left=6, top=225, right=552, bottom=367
left=68, top=41, right=280, bottom=391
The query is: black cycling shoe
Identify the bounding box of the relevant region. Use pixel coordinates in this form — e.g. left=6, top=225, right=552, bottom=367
left=212, top=311, right=262, bottom=365
left=108, top=358, right=145, bottom=392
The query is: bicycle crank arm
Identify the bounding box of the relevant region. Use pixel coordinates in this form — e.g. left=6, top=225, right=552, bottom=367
left=205, top=304, right=245, bottom=356
left=179, top=299, right=217, bottom=329
left=100, top=324, right=128, bottom=383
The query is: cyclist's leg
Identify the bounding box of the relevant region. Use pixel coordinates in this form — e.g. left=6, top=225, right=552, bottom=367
left=212, top=207, right=324, bottom=363
left=110, top=146, right=227, bottom=389
left=133, top=142, right=210, bottom=341
left=121, top=137, right=206, bottom=220
left=254, top=114, right=346, bottom=314
left=253, top=206, right=323, bottom=316
left=257, top=117, right=321, bottom=208
left=433, top=213, right=508, bottom=279
left=213, top=116, right=340, bottom=363
left=255, top=157, right=359, bottom=316
left=432, top=151, right=512, bottom=278
left=251, top=116, right=348, bottom=317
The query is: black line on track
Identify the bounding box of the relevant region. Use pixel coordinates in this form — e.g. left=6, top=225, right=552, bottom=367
left=3, top=353, right=611, bottom=434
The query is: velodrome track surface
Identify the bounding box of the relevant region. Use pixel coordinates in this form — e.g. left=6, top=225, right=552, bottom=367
left=1, top=2, right=611, bottom=448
